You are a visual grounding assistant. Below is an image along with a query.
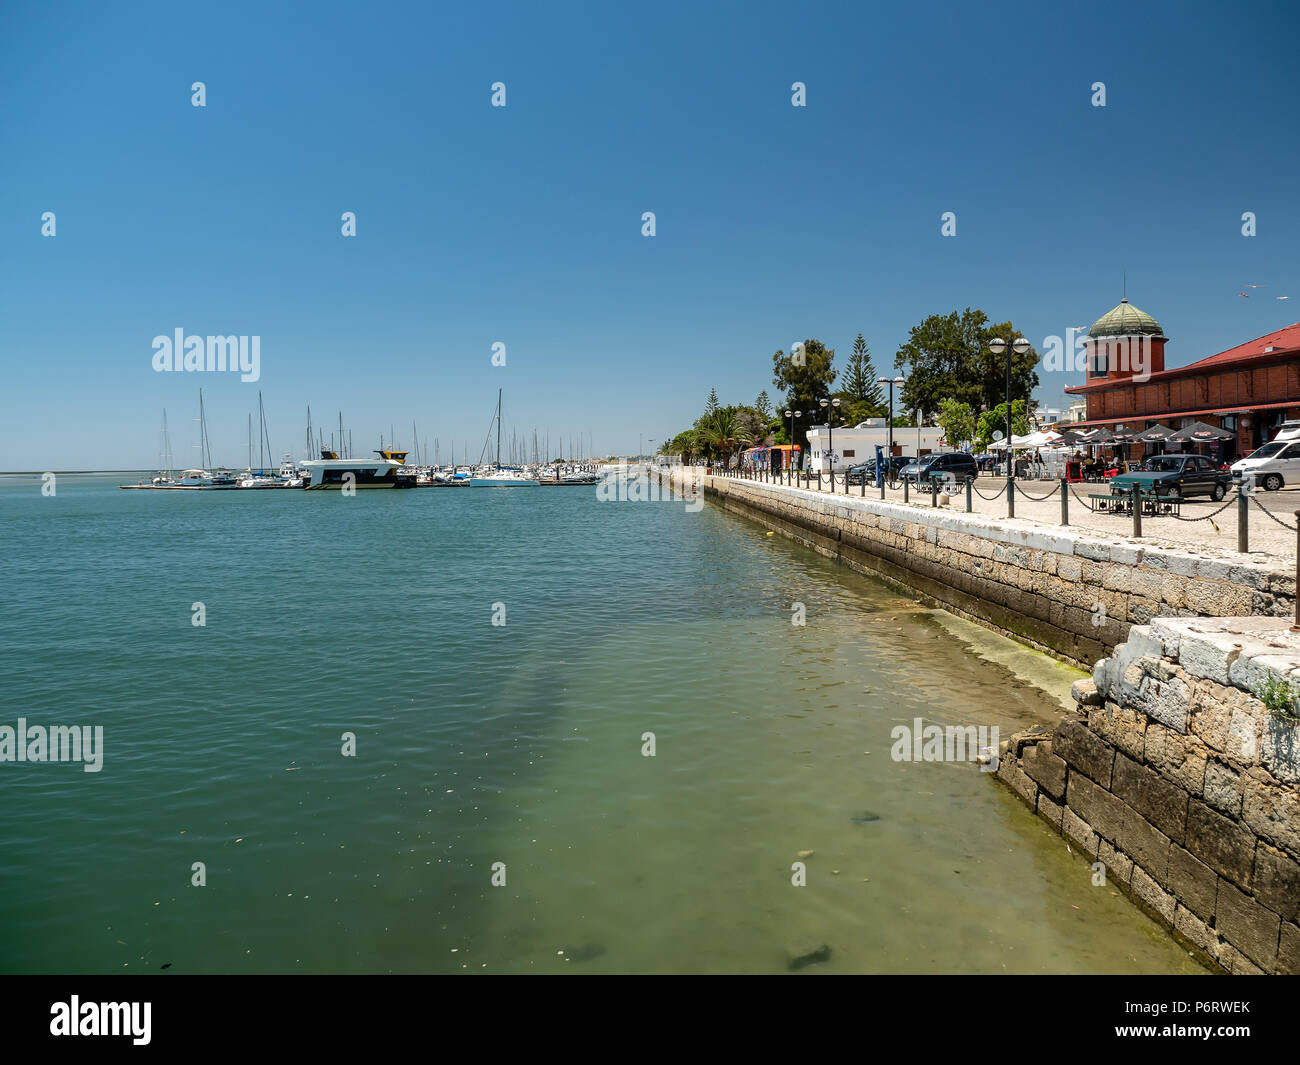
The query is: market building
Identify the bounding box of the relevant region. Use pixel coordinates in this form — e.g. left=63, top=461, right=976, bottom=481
left=1063, top=300, right=1300, bottom=461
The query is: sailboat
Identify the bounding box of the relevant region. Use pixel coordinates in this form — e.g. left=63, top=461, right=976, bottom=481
left=471, top=389, right=540, bottom=486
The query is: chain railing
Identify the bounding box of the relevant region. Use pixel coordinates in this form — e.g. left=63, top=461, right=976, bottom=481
left=1249, top=493, right=1300, bottom=532
left=1013, top=480, right=1061, bottom=502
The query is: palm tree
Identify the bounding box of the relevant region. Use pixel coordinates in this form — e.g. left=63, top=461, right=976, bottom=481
left=701, top=409, right=754, bottom=466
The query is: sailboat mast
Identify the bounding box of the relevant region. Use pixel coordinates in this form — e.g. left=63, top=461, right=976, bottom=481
left=496, top=387, right=502, bottom=470
left=199, top=389, right=212, bottom=468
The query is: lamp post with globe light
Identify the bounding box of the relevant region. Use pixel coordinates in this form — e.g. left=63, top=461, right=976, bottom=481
left=877, top=376, right=905, bottom=467
left=987, top=336, right=1031, bottom=517
left=819, top=397, right=841, bottom=482
left=784, top=408, right=802, bottom=481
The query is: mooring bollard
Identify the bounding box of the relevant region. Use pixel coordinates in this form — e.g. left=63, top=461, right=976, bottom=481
left=1132, top=483, right=1142, bottom=538
left=1238, top=489, right=1249, bottom=553
left=1061, top=477, right=1069, bottom=526
left=966, top=475, right=973, bottom=512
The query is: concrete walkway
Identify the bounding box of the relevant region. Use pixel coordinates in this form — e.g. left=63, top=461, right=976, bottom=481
left=710, top=470, right=1300, bottom=564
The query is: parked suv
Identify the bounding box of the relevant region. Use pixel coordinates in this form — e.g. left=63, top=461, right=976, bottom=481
left=900, top=452, right=979, bottom=485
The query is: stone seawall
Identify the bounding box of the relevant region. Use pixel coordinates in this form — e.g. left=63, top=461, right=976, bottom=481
left=998, top=617, right=1300, bottom=974
left=664, top=467, right=1293, bottom=667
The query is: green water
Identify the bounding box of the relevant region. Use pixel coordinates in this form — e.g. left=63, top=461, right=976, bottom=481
left=0, top=474, right=1203, bottom=973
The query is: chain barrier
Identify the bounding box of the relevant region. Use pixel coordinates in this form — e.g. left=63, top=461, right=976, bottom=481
left=971, top=479, right=1007, bottom=501
left=1068, top=484, right=1096, bottom=510
left=1014, top=480, right=1060, bottom=502
left=1248, top=493, right=1300, bottom=531
left=1166, top=491, right=1241, bottom=523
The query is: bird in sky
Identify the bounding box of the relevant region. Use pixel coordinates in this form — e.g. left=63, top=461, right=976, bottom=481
left=1244, top=283, right=1266, bottom=288
left=1238, top=292, right=1250, bottom=298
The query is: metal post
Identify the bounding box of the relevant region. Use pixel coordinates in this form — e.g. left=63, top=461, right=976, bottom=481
left=1007, top=468, right=1015, bottom=518
left=1060, top=477, right=1069, bottom=526
left=903, top=478, right=909, bottom=504
left=880, top=474, right=885, bottom=500
left=817, top=469, right=821, bottom=491
left=1293, top=511, right=1299, bottom=631
left=931, top=476, right=938, bottom=508
left=966, top=475, right=973, bottom=512
left=1132, top=482, right=1142, bottom=538
left=1238, top=489, right=1249, bottom=553
left=860, top=472, right=865, bottom=498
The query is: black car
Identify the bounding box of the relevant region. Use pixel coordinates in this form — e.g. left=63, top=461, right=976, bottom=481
left=846, top=456, right=913, bottom=485
left=900, top=452, right=979, bottom=485
left=1109, top=454, right=1232, bottom=500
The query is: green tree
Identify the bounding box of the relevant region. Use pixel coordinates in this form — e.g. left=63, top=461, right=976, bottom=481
left=665, top=429, right=700, bottom=464
left=700, top=408, right=754, bottom=466
left=704, top=388, right=720, bottom=418
left=974, top=400, right=1030, bottom=452
left=937, top=399, right=975, bottom=450
left=754, top=391, right=773, bottom=423
left=894, top=309, right=1039, bottom=418
left=772, top=338, right=837, bottom=452
left=841, top=333, right=886, bottom=421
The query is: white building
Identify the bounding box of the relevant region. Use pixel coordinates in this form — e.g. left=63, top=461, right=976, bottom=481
left=804, top=419, right=947, bottom=472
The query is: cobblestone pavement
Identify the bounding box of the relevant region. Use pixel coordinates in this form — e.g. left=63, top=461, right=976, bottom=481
left=717, top=471, right=1300, bottom=564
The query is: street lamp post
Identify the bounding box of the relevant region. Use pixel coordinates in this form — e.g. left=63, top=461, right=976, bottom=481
left=987, top=336, right=1031, bottom=517
left=819, top=397, right=841, bottom=479
left=785, top=409, right=802, bottom=480
left=877, top=376, right=906, bottom=464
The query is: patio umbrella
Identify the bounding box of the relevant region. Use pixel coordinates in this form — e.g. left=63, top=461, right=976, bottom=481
left=1136, top=424, right=1175, bottom=442
left=1084, top=427, right=1115, bottom=443
left=1169, top=421, right=1233, bottom=443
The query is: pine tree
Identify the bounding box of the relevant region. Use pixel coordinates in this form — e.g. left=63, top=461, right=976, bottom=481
left=704, top=388, right=720, bottom=418
left=843, top=334, right=885, bottom=414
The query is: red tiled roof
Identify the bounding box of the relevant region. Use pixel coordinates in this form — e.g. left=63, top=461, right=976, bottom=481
left=1181, top=321, right=1300, bottom=370
left=1066, top=321, right=1300, bottom=393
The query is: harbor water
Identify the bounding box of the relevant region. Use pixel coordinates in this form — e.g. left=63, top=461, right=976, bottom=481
left=0, top=473, right=1205, bottom=973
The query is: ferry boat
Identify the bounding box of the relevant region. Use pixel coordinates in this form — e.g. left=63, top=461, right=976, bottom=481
left=301, top=449, right=417, bottom=489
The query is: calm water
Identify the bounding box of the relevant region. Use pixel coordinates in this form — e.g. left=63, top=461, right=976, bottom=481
left=0, top=474, right=1203, bottom=974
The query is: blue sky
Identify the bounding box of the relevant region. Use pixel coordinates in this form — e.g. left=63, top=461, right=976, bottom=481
left=2, top=0, right=1297, bottom=469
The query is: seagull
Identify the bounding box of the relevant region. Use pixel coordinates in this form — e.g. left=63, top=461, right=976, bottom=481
left=1278, top=296, right=1291, bottom=301
left=1238, top=292, right=1250, bottom=298
left=1245, top=283, right=1266, bottom=288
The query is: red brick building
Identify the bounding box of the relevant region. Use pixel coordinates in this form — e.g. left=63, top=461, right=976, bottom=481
left=1064, top=299, right=1300, bottom=460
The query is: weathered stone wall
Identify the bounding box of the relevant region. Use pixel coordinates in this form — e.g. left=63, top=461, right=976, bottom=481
left=665, top=468, right=1292, bottom=667
left=998, top=617, right=1300, bottom=974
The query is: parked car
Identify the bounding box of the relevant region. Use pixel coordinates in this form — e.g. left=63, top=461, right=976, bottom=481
left=1230, top=439, right=1300, bottom=491
left=1109, top=454, right=1232, bottom=500
left=900, top=452, right=980, bottom=485
left=845, top=463, right=873, bottom=486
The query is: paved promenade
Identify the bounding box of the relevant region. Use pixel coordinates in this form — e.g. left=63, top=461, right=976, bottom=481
left=706, top=469, right=1300, bottom=564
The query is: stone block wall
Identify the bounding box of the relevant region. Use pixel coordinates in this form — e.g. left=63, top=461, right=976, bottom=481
left=998, top=616, right=1300, bottom=974
left=667, top=468, right=1292, bottom=667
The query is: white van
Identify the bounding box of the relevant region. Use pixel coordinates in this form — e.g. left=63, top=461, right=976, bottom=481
left=1232, top=421, right=1300, bottom=490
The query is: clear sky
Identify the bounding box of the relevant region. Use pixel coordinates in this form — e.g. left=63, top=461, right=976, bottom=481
left=2, top=0, right=1297, bottom=469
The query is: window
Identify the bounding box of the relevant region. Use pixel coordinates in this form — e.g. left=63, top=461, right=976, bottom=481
left=843, top=449, right=855, bottom=458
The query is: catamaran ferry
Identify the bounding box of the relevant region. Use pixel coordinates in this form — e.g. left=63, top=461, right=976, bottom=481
left=301, top=449, right=417, bottom=489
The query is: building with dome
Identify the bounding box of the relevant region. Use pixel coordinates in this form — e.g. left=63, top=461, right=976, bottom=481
left=1064, top=299, right=1300, bottom=461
